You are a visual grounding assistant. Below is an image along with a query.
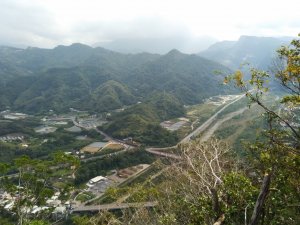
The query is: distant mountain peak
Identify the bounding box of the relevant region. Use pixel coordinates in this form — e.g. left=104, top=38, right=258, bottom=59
left=238, top=35, right=277, bottom=42
left=70, top=43, right=92, bottom=48
left=199, top=35, right=291, bottom=70
left=238, top=35, right=257, bottom=40
left=54, top=43, right=92, bottom=50
left=167, top=49, right=182, bottom=55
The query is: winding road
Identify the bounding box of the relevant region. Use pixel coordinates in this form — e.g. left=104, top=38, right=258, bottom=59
left=180, top=94, right=245, bottom=143
left=145, top=94, right=246, bottom=159
left=200, top=107, right=247, bottom=142
left=1, top=95, right=246, bottom=180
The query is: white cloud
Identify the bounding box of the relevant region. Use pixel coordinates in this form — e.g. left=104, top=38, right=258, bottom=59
left=0, top=0, right=299, bottom=48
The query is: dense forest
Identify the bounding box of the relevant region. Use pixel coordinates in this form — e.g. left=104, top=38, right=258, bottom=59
left=102, top=92, right=183, bottom=146
left=0, top=44, right=233, bottom=113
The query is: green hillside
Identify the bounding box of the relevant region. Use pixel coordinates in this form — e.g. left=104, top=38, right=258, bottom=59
left=103, top=92, right=184, bottom=146
left=8, top=67, right=135, bottom=113
left=0, top=44, right=233, bottom=113
left=125, top=49, right=232, bottom=104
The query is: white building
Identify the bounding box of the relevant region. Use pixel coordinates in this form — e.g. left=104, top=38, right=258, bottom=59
left=88, top=176, right=107, bottom=186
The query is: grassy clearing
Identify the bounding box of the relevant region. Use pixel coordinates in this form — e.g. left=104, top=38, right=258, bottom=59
left=76, top=191, right=96, bottom=202
left=186, top=103, right=219, bottom=122
left=53, top=181, right=68, bottom=189
left=103, top=143, right=124, bottom=150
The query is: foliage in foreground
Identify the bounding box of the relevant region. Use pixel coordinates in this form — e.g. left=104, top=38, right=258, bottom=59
left=0, top=153, right=79, bottom=225
left=2, top=35, right=300, bottom=225
left=72, top=34, right=300, bottom=225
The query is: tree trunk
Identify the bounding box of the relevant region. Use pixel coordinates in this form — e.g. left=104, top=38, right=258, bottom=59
left=211, top=188, right=220, bottom=216
left=249, top=173, right=271, bottom=225
left=213, top=214, right=225, bottom=225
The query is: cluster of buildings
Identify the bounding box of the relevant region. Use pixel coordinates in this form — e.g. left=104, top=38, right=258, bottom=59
left=85, top=164, right=150, bottom=195
left=81, top=176, right=113, bottom=200
left=0, top=133, right=25, bottom=142
left=1, top=111, right=28, bottom=120
left=88, top=176, right=108, bottom=186
left=0, top=189, right=72, bottom=217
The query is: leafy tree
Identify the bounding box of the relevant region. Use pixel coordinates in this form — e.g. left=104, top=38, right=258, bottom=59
left=150, top=139, right=258, bottom=225
left=0, top=153, right=79, bottom=225
left=72, top=211, right=121, bottom=225
left=224, top=34, right=300, bottom=224
left=100, top=34, right=300, bottom=225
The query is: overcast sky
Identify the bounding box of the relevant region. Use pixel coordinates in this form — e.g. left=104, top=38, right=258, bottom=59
left=0, top=0, right=299, bottom=49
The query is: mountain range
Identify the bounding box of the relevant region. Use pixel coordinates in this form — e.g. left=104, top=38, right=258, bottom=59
left=0, top=35, right=291, bottom=144
left=93, top=36, right=217, bottom=54
left=199, top=35, right=293, bottom=70
left=0, top=43, right=232, bottom=114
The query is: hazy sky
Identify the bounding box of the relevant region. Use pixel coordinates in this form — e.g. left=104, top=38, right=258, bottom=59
left=0, top=0, right=299, bottom=48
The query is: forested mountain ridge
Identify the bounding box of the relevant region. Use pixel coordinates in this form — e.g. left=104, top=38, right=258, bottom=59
left=0, top=44, right=159, bottom=76
left=0, top=44, right=233, bottom=113
left=199, top=35, right=292, bottom=70
left=123, top=49, right=233, bottom=104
